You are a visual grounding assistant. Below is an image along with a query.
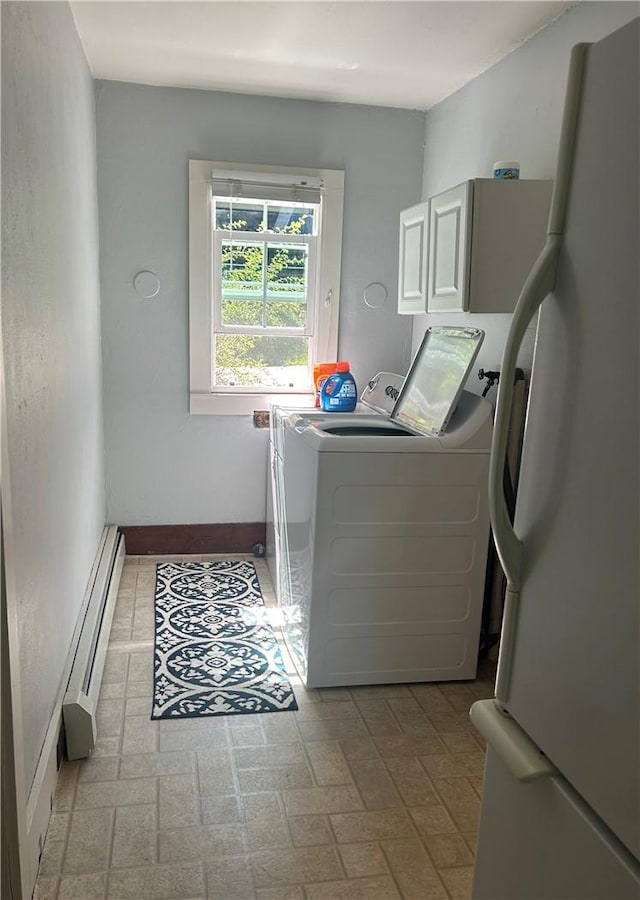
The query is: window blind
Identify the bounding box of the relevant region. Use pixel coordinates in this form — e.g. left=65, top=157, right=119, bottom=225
left=210, top=169, right=323, bottom=204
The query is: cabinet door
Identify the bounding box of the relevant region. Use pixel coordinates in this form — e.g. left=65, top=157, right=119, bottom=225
left=398, top=201, right=429, bottom=314
left=468, top=179, right=552, bottom=313
left=427, top=181, right=472, bottom=312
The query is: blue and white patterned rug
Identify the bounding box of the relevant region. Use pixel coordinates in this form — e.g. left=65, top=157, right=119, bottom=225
left=152, top=560, right=298, bottom=719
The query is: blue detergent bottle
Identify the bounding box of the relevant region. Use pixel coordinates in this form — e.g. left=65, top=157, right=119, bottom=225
left=320, top=361, right=357, bottom=412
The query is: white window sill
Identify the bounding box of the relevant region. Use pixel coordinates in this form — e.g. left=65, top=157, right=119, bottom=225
left=190, top=391, right=317, bottom=416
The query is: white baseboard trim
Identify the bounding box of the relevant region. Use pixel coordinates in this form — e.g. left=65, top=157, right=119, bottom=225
left=20, top=526, right=124, bottom=899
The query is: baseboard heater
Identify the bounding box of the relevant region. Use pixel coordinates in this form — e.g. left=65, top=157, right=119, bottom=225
left=62, top=525, right=125, bottom=760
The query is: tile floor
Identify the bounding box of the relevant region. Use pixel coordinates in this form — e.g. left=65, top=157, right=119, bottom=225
left=34, top=554, right=496, bottom=900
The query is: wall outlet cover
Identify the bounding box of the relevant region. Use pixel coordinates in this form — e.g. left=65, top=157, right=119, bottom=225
left=253, top=410, right=270, bottom=428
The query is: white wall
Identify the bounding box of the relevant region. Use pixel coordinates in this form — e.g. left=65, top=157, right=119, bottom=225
left=96, top=83, right=425, bottom=525
left=412, top=1, right=639, bottom=386
left=1, top=2, right=105, bottom=791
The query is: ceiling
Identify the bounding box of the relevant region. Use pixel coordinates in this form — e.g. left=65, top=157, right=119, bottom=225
left=71, top=1, right=577, bottom=110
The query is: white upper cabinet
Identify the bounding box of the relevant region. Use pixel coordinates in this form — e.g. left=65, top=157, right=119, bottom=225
left=463, top=179, right=552, bottom=313
left=398, top=179, right=552, bottom=314
left=397, top=201, right=429, bottom=314
left=427, top=181, right=473, bottom=312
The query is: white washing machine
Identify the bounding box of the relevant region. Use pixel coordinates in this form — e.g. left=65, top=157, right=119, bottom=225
left=266, top=327, right=493, bottom=688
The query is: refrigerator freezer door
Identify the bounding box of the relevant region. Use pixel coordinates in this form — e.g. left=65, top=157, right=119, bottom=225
left=473, top=748, right=640, bottom=900
left=501, top=20, right=639, bottom=857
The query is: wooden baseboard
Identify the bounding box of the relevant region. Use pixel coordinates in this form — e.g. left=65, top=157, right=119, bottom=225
left=119, top=523, right=266, bottom=555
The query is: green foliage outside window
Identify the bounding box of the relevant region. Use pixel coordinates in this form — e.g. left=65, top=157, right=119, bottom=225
left=216, top=211, right=312, bottom=376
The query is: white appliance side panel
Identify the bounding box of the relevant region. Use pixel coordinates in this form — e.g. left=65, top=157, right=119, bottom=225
left=265, top=441, right=277, bottom=588
left=505, top=20, right=639, bottom=857
left=473, top=749, right=640, bottom=900
left=305, top=448, right=490, bottom=686
left=279, top=419, right=320, bottom=681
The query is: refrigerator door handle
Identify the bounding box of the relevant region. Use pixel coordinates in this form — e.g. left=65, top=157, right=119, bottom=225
left=488, top=237, right=559, bottom=592
left=470, top=699, right=558, bottom=783
left=490, top=42, right=590, bottom=593
left=491, top=43, right=590, bottom=707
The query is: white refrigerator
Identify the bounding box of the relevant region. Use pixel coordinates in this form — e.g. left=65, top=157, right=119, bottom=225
left=471, top=18, right=640, bottom=900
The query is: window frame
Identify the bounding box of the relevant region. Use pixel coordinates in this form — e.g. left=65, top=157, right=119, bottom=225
left=189, top=159, right=344, bottom=415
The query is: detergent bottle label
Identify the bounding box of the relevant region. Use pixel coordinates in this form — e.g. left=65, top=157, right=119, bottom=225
left=320, top=372, right=357, bottom=411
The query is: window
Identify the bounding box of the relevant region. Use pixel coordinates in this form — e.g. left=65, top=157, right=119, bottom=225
left=189, top=160, right=344, bottom=414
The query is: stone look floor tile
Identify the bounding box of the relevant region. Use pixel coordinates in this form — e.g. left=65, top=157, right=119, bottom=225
left=428, top=711, right=478, bottom=734
left=421, top=752, right=486, bottom=779
left=205, top=854, right=256, bottom=899
left=382, top=837, right=449, bottom=900
left=468, top=775, right=485, bottom=797
left=463, top=831, right=478, bottom=853
left=350, top=685, right=412, bottom=700
left=409, top=805, right=458, bottom=837
left=125, top=680, right=153, bottom=700
left=305, top=741, right=353, bottom=786
left=74, top=777, right=156, bottom=809
left=423, top=832, right=475, bottom=868
left=107, top=861, right=206, bottom=899
left=439, top=865, right=475, bottom=899
left=234, top=743, right=305, bottom=769
left=386, top=698, right=441, bottom=737
left=338, top=842, right=388, bottom=878
left=119, top=751, right=195, bottom=780
left=250, top=845, right=344, bottom=887
left=282, top=785, right=363, bottom=816
left=294, top=700, right=360, bottom=721
left=439, top=732, right=483, bottom=754
left=260, top=713, right=298, bottom=744
left=159, top=822, right=246, bottom=861
left=304, top=875, right=401, bottom=899
left=318, top=688, right=352, bottom=702
left=33, top=875, right=59, bottom=900
left=159, top=773, right=200, bottom=829
left=46, top=811, right=70, bottom=843
left=384, top=757, right=439, bottom=808
left=431, top=777, right=481, bottom=832
left=100, top=682, right=126, bottom=700
left=197, top=747, right=235, bottom=794
left=329, top=809, right=415, bottom=844
left=256, top=887, right=304, bottom=900
left=91, top=735, right=123, bottom=758
left=160, top=723, right=228, bottom=752
left=124, top=696, right=153, bottom=716
left=127, top=651, right=154, bottom=682
left=102, top=653, right=129, bottom=684
left=243, top=792, right=291, bottom=850
left=354, top=699, right=403, bottom=737
left=111, top=804, right=157, bottom=868
left=229, top=723, right=264, bottom=747
left=287, top=814, right=333, bottom=847
left=338, top=737, right=379, bottom=761
left=38, top=839, right=66, bottom=876
left=374, top=734, right=446, bottom=759
left=63, top=807, right=114, bottom=873
left=238, top=765, right=313, bottom=793
left=347, top=757, right=402, bottom=810
left=35, top=555, right=495, bottom=900
left=78, top=756, right=120, bottom=783
left=297, top=718, right=369, bottom=743
left=95, top=699, right=125, bottom=739
left=121, top=715, right=159, bottom=755
left=58, top=872, right=108, bottom=900
left=201, top=794, right=242, bottom=825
